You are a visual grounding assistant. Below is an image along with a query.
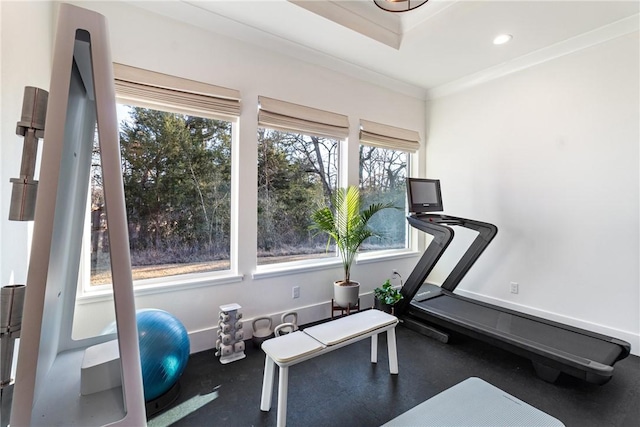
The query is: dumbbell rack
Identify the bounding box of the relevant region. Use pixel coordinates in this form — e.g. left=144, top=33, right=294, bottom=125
left=216, top=303, right=246, bottom=364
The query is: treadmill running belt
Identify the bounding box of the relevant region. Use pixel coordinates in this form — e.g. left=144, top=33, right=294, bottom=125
left=414, top=295, right=622, bottom=366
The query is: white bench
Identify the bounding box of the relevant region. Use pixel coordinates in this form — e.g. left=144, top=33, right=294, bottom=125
left=260, top=309, right=399, bottom=427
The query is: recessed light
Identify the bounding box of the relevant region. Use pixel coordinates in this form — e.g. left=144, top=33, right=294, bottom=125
left=493, top=34, right=513, bottom=45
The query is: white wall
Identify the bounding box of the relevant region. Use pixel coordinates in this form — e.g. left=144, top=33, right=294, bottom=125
left=1, top=1, right=425, bottom=353
left=426, top=32, right=639, bottom=354
left=0, top=1, right=54, bottom=287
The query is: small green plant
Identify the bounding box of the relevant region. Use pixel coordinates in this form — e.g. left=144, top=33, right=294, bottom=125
left=374, top=279, right=403, bottom=305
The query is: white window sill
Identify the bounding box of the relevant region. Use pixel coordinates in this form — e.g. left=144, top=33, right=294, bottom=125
left=76, top=271, right=244, bottom=304
left=252, top=257, right=342, bottom=280
left=252, top=249, right=420, bottom=280
left=356, top=248, right=420, bottom=264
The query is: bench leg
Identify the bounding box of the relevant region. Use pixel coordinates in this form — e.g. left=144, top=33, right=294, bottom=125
left=260, top=356, right=275, bottom=411
left=387, top=328, right=398, bottom=374
left=371, top=334, right=378, bottom=363
left=277, top=366, right=289, bottom=427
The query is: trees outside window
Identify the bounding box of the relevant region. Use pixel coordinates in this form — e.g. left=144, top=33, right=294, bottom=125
left=257, top=128, right=339, bottom=265
left=90, top=105, right=232, bottom=285
left=359, top=145, right=408, bottom=252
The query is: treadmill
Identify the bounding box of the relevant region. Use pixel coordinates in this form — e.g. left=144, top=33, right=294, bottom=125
left=397, top=178, right=631, bottom=384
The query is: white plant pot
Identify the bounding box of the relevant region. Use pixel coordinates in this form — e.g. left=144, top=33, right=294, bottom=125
left=333, top=280, right=360, bottom=308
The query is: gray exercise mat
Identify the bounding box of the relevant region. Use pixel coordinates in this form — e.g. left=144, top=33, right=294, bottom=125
left=382, top=377, right=564, bottom=427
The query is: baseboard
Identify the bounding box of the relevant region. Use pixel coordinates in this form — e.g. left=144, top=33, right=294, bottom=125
left=455, top=289, right=639, bottom=357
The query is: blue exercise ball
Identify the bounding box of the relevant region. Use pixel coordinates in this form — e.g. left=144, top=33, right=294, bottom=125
left=136, top=309, right=190, bottom=401
left=102, top=309, right=190, bottom=401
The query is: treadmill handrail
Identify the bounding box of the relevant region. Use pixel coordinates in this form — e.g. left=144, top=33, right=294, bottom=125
left=398, top=213, right=498, bottom=315
left=396, top=216, right=454, bottom=315
left=436, top=216, right=497, bottom=292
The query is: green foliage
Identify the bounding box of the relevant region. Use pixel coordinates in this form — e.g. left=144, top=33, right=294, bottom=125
left=374, top=279, right=403, bottom=305
left=116, top=106, right=232, bottom=263
left=257, top=129, right=337, bottom=257
left=310, top=186, right=394, bottom=283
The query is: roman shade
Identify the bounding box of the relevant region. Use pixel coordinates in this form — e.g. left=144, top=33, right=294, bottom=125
left=113, top=63, right=240, bottom=120
left=258, top=96, right=349, bottom=139
left=359, top=119, right=420, bottom=153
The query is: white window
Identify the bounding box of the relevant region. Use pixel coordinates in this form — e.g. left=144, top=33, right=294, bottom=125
left=85, top=64, right=240, bottom=289
left=359, top=119, right=421, bottom=252
left=257, top=96, right=348, bottom=266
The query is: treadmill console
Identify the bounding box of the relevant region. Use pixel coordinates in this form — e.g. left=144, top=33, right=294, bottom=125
left=407, top=178, right=444, bottom=214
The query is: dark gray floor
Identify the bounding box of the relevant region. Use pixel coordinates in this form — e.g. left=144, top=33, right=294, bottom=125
left=149, top=323, right=639, bottom=427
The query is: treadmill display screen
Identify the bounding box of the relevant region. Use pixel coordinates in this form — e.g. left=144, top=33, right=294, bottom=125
left=407, top=178, right=443, bottom=213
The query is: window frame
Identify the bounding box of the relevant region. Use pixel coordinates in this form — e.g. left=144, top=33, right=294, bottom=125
left=78, top=66, right=241, bottom=297
left=77, top=70, right=426, bottom=293
left=354, top=119, right=423, bottom=262
left=254, top=111, right=423, bottom=275
left=357, top=144, right=412, bottom=253
left=255, top=96, right=348, bottom=270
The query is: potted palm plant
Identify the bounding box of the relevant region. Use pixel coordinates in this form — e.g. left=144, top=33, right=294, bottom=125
left=310, top=186, right=394, bottom=308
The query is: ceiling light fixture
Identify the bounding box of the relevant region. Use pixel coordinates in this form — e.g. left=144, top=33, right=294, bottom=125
left=493, top=34, right=513, bottom=45
left=374, top=0, right=429, bottom=13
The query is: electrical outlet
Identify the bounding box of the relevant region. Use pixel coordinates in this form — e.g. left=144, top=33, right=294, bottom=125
left=510, top=282, right=519, bottom=294
left=292, top=286, right=300, bottom=299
